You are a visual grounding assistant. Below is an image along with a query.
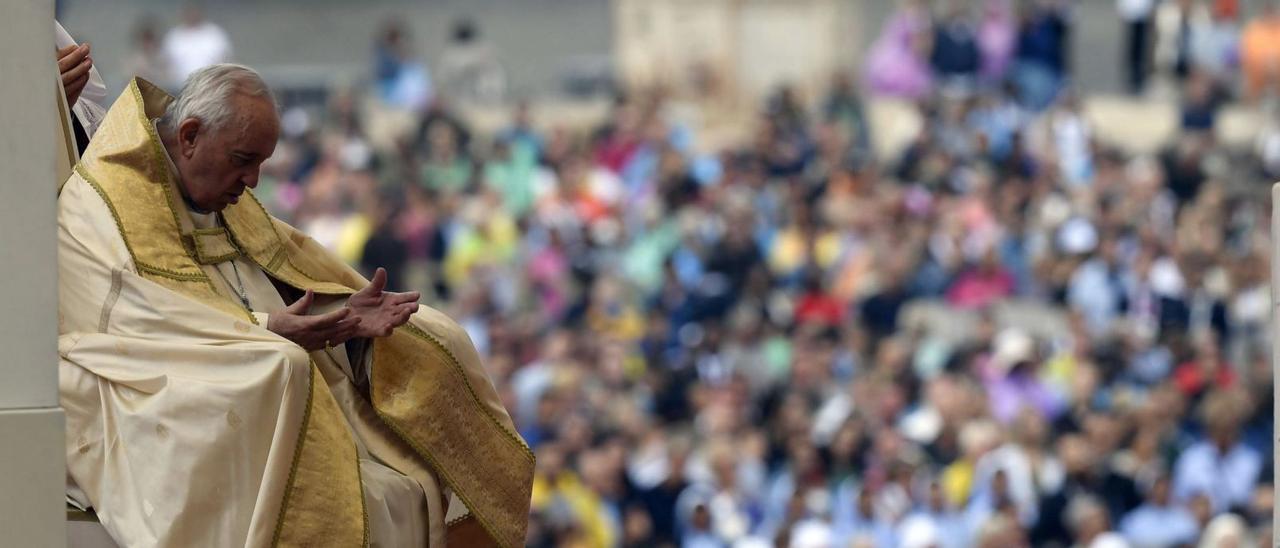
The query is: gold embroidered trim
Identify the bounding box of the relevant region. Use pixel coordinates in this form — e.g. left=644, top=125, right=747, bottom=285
left=189, top=234, right=240, bottom=265
left=446, top=513, right=471, bottom=528
left=74, top=164, right=137, bottom=266
left=399, top=324, right=534, bottom=461
left=266, top=245, right=288, bottom=271
left=187, top=226, right=243, bottom=265
left=84, top=78, right=370, bottom=544
left=244, top=192, right=283, bottom=252
left=370, top=324, right=534, bottom=548
left=249, top=197, right=350, bottom=294
left=221, top=194, right=352, bottom=296
left=76, top=164, right=222, bottom=294
left=370, top=409, right=509, bottom=546
left=134, top=262, right=210, bottom=282
left=79, top=82, right=255, bottom=323
left=271, top=363, right=316, bottom=548
left=357, top=449, right=370, bottom=548
left=196, top=250, right=240, bottom=265
left=131, top=84, right=192, bottom=250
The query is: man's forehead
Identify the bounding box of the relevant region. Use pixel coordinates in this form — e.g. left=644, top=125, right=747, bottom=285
left=250, top=102, right=281, bottom=124
left=224, top=95, right=280, bottom=142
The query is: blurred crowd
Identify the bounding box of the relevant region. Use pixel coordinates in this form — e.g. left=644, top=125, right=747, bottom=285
left=131, top=0, right=1280, bottom=547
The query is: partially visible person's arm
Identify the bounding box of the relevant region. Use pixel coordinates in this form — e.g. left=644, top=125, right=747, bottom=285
left=57, top=42, right=92, bottom=107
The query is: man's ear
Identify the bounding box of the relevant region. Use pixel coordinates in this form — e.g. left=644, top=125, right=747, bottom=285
left=177, top=118, right=202, bottom=158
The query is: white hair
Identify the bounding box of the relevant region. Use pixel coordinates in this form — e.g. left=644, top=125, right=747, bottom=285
left=159, top=63, right=274, bottom=133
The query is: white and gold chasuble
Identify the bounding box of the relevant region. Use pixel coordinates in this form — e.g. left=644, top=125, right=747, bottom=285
left=58, top=78, right=532, bottom=548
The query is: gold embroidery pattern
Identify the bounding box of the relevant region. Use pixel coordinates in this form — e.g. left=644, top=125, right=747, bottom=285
left=271, top=363, right=366, bottom=548
left=186, top=228, right=241, bottom=265
left=400, top=323, right=534, bottom=461
left=75, top=164, right=237, bottom=320
left=370, top=326, right=534, bottom=548
left=79, top=77, right=531, bottom=547
left=79, top=78, right=366, bottom=544
left=271, top=363, right=315, bottom=547
left=223, top=194, right=354, bottom=296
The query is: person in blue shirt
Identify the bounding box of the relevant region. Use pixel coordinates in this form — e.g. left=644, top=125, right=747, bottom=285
left=901, top=479, right=971, bottom=548
left=1119, top=474, right=1200, bottom=548
left=1171, top=390, right=1262, bottom=514
left=831, top=481, right=898, bottom=547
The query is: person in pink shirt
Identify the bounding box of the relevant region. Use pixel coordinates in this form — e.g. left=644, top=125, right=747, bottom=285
left=865, top=0, right=934, bottom=99
left=978, top=0, right=1018, bottom=83
left=947, top=248, right=1015, bottom=309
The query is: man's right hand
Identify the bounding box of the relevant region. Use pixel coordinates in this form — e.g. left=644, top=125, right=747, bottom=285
left=57, top=43, right=93, bottom=107
left=266, top=290, right=363, bottom=351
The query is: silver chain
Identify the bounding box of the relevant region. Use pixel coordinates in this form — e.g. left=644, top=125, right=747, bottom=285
left=216, top=213, right=252, bottom=311
left=228, top=259, right=252, bottom=311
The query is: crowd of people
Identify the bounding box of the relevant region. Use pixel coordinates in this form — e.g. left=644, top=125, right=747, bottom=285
left=123, top=1, right=1280, bottom=547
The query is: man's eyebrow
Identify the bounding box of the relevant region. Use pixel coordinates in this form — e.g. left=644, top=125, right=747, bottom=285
left=231, top=150, right=260, bottom=159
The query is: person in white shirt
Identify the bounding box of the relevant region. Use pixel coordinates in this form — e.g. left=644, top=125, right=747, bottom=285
left=1117, top=0, right=1157, bottom=93
left=162, top=4, right=232, bottom=88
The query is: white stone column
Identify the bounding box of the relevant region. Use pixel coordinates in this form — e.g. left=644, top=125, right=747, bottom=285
left=0, top=1, right=67, bottom=547
left=1273, top=183, right=1279, bottom=548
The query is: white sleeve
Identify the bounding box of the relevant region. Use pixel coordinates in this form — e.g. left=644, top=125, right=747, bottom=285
left=54, top=20, right=108, bottom=136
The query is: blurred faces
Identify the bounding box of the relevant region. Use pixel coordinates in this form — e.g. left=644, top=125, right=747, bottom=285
left=1190, top=493, right=1213, bottom=526
left=1057, top=434, right=1094, bottom=475
left=1149, top=476, right=1172, bottom=506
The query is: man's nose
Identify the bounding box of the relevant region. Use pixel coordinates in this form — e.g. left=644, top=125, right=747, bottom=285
left=243, top=168, right=260, bottom=189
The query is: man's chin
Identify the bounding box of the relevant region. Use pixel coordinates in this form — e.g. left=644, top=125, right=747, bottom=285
left=199, top=200, right=230, bottom=213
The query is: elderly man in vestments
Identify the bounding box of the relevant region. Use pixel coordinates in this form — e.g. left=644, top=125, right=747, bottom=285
left=58, top=63, right=533, bottom=547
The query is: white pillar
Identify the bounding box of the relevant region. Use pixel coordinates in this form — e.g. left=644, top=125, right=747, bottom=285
left=0, top=1, right=67, bottom=547
left=1273, top=183, right=1279, bottom=548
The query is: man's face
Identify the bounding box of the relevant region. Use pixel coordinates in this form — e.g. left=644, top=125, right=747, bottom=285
left=174, top=93, right=279, bottom=212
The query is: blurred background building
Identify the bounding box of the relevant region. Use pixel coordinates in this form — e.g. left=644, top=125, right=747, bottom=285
left=58, top=0, right=1277, bottom=547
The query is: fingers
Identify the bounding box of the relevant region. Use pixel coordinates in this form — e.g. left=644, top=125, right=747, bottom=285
left=296, top=315, right=360, bottom=350
left=393, top=307, right=414, bottom=328
left=352, top=268, right=387, bottom=302
left=320, top=316, right=363, bottom=347
left=366, top=266, right=384, bottom=293
left=65, top=72, right=90, bottom=104
left=283, top=290, right=315, bottom=315
left=387, top=302, right=417, bottom=331
left=66, top=70, right=90, bottom=91
left=56, top=43, right=79, bottom=59
left=387, top=291, right=421, bottom=306
left=62, top=57, right=93, bottom=86
left=57, top=43, right=90, bottom=73
left=305, top=305, right=352, bottom=329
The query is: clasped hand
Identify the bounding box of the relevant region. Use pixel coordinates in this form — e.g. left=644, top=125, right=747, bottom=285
left=267, top=268, right=420, bottom=351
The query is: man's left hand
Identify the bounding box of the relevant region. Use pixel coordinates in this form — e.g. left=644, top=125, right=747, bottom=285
left=347, top=267, right=421, bottom=338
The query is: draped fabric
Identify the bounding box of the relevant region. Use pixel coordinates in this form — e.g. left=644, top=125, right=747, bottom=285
left=59, top=77, right=532, bottom=547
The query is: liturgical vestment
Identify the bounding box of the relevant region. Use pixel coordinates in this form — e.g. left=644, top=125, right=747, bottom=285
left=57, top=78, right=533, bottom=548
